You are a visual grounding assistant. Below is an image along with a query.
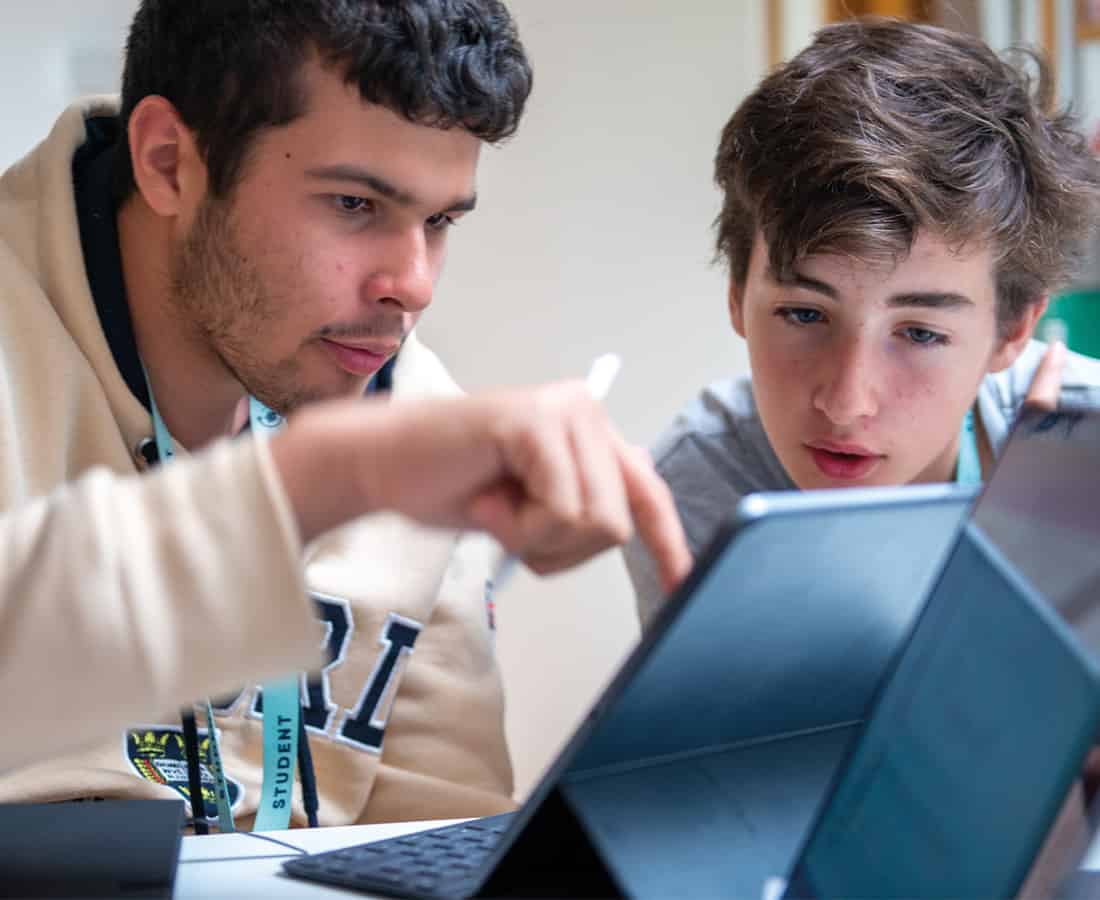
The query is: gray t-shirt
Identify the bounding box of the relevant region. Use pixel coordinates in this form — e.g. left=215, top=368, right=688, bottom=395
left=625, top=340, right=1100, bottom=624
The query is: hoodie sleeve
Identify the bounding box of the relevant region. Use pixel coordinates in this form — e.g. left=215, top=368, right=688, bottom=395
left=0, top=436, right=321, bottom=774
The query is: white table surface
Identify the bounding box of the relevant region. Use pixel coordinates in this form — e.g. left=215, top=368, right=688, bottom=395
left=174, top=816, right=1100, bottom=899
left=174, top=819, right=464, bottom=899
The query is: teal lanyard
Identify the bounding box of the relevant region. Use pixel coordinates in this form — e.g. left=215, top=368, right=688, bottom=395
left=145, top=385, right=300, bottom=833
left=956, top=407, right=982, bottom=486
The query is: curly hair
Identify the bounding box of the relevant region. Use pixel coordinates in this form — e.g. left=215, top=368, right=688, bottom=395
left=714, top=18, right=1100, bottom=333
left=114, top=0, right=532, bottom=200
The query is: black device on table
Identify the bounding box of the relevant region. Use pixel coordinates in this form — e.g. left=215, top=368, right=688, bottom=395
left=0, top=798, right=183, bottom=898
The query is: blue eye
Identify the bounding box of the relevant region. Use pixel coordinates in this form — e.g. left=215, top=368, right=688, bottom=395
left=777, top=307, right=824, bottom=326
left=904, top=327, right=947, bottom=346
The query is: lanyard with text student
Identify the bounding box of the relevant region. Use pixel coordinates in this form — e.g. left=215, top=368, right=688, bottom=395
left=146, top=382, right=307, bottom=834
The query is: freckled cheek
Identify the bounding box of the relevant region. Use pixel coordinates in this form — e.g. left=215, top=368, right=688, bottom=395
left=878, top=368, right=955, bottom=431
left=753, top=341, right=815, bottom=394
left=752, top=351, right=815, bottom=430
left=901, top=351, right=980, bottom=403
left=746, top=317, right=793, bottom=367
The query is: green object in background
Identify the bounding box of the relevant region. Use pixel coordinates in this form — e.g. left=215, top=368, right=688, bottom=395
left=1037, top=289, right=1100, bottom=359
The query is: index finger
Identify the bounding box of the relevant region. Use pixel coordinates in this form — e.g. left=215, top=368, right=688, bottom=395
left=618, top=443, right=693, bottom=594
left=1024, top=341, right=1066, bottom=410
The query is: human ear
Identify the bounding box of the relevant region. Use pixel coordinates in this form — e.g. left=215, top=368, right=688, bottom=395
left=126, top=96, right=207, bottom=219
left=988, top=296, right=1049, bottom=373
left=728, top=280, right=746, bottom=338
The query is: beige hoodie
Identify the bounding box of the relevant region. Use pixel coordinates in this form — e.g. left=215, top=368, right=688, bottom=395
left=0, top=98, right=513, bottom=826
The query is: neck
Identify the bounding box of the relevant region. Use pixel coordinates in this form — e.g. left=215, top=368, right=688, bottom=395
left=950, top=403, right=991, bottom=484
left=915, top=403, right=987, bottom=485
left=118, top=198, right=247, bottom=450
left=974, top=405, right=995, bottom=477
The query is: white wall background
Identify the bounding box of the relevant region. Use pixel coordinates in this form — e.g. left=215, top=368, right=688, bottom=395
left=0, top=1, right=761, bottom=799
left=0, top=4, right=133, bottom=168
left=422, top=1, right=761, bottom=795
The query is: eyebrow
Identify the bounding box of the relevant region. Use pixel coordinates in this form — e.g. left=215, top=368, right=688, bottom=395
left=304, top=164, right=478, bottom=212
left=769, top=266, right=974, bottom=310
left=885, top=291, right=974, bottom=310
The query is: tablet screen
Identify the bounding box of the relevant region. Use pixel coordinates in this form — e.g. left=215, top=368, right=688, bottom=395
left=973, top=408, right=1100, bottom=659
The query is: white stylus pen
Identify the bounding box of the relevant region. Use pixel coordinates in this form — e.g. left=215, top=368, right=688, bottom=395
left=490, top=353, right=623, bottom=592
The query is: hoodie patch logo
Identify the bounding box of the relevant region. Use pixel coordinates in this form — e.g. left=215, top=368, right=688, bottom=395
left=125, top=725, right=242, bottom=822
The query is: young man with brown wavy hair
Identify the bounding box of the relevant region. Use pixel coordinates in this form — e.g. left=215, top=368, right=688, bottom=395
left=627, top=18, right=1100, bottom=620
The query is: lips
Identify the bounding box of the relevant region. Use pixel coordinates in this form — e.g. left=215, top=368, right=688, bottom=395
left=321, top=338, right=397, bottom=377
left=805, top=440, right=884, bottom=481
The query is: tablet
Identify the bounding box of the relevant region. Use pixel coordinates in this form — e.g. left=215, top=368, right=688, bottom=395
left=285, top=482, right=975, bottom=899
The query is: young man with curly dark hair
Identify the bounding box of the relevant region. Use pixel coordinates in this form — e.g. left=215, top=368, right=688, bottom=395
left=627, top=19, right=1100, bottom=621
left=0, top=1, right=691, bottom=827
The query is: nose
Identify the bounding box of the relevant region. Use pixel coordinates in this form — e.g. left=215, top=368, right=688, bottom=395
left=367, top=226, right=434, bottom=314
left=812, top=337, right=880, bottom=426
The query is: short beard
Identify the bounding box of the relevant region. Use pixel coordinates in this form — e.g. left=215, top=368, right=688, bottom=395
left=169, top=195, right=315, bottom=415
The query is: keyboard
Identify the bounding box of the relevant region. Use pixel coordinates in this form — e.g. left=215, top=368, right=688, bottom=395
left=282, top=813, right=515, bottom=899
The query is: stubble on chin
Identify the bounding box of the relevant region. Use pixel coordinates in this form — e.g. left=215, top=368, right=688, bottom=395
left=171, top=197, right=402, bottom=416
left=169, top=195, right=308, bottom=415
